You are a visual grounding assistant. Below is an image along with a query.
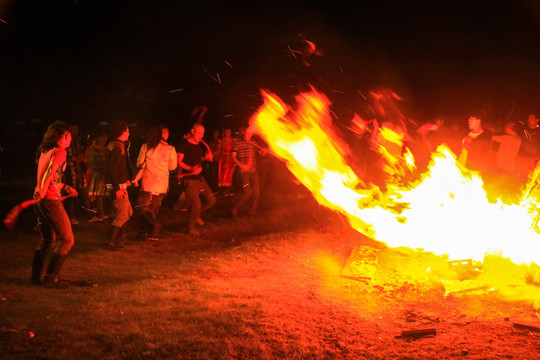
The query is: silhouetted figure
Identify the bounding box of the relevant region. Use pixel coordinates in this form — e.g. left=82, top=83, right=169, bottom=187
left=63, top=124, right=83, bottom=225
left=87, top=133, right=108, bottom=222
left=459, top=115, right=494, bottom=174
left=515, top=114, right=540, bottom=183
left=105, top=120, right=133, bottom=250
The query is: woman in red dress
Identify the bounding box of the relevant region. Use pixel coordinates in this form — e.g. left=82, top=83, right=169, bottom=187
left=217, top=128, right=236, bottom=196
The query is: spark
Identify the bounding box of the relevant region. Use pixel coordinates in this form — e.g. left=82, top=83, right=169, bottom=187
left=224, top=60, right=233, bottom=68
left=169, top=88, right=183, bottom=93
left=332, top=89, right=345, bottom=94
left=224, top=114, right=234, bottom=118
left=203, top=68, right=218, bottom=83
left=331, top=111, right=339, bottom=120
left=356, top=89, right=367, bottom=100
left=287, top=45, right=297, bottom=59
left=0, top=18, right=7, bottom=24
left=339, top=66, right=344, bottom=73
left=216, top=73, right=221, bottom=85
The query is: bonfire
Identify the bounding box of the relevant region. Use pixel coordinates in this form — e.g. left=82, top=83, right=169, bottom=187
left=248, top=88, right=540, bottom=307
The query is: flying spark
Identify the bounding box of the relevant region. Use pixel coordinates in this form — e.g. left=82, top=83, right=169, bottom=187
left=203, top=68, right=218, bottom=83
left=287, top=45, right=297, bottom=59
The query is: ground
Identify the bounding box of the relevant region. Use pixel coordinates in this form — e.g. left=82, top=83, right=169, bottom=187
left=1, top=177, right=540, bottom=359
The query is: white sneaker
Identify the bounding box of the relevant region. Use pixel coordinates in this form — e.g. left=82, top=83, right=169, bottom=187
left=88, top=216, right=103, bottom=223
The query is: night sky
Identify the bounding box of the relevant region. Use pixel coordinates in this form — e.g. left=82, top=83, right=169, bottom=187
left=1, top=0, right=540, bottom=174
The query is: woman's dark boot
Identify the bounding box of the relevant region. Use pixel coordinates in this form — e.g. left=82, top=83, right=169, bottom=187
left=120, top=224, right=128, bottom=242
left=30, top=249, right=48, bottom=285
left=43, top=253, right=69, bottom=288
left=106, top=226, right=124, bottom=250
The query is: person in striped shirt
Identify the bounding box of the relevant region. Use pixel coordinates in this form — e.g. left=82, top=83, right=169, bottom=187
left=231, top=127, right=266, bottom=217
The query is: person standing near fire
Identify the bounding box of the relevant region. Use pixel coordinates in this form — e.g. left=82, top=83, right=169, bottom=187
left=491, top=121, right=522, bottom=201
left=231, top=127, right=266, bottom=217
left=134, top=124, right=177, bottom=240
left=217, top=128, right=236, bottom=196
left=105, top=120, right=133, bottom=250
left=459, top=115, right=494, bottom=174
left=32, top=121, right=78, bottom=288
left=63, top=123, right=83, bottom=225
left=205, top=129, right=221, bottom=191
left=87, top=132, right=108, bottom=222
left=176, top=123, right=216, bottom=236
left=515, top=114, right=540, bottom=183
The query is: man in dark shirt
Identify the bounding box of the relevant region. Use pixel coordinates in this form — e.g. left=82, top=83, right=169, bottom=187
left=176, top=123, right=216, bottom=236
left=515, top=114, right=540, bottom=183
left=459, top=115, right=494, bottom=174
left=105, top=120, right=133, bottom=249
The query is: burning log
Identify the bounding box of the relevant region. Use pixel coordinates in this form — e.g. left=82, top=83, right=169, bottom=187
left=513, top=321, right=540, bottom=333
left=395, top=328, right=437, bottom=340
left=443, top=284, right=492, bottom=297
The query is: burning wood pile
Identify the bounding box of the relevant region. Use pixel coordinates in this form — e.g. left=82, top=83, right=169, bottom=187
left=247, top=88, right=540, bottom=309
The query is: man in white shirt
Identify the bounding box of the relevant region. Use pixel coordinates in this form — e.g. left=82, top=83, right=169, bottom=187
left=135, top=125, right=177, bottom=240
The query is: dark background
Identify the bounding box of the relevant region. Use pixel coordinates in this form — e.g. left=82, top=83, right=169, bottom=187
left=1, top=0, right=540, bottom=177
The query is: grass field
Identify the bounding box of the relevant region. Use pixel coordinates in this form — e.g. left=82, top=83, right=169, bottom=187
left=2, top=177, right=540, bottom=359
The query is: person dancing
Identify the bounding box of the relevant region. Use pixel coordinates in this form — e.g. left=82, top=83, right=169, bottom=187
left=32, top=121, right=78, bottom=288
left=134, top=125, right=177, bottom=240
left=176, top=123, right=216, bottom=236
left=217, top=128, right=236, bottom=196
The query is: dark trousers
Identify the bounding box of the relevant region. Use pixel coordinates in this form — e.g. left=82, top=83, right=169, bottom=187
left=233, top=172, right=260, bottom=213
left=34, top=199, right=75, bottom=255
left=111, top=197, right=133, bottom=227
left=136, top=191, right=165, bottom=234
left=184, top=178, right=216, bottom=230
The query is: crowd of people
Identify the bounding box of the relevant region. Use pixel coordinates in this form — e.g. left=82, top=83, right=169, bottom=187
left=29, top=116, right=271, bottom=288
left=28, top=106, right=540, bottom=288
left=415, top=113, right=540, bottom=201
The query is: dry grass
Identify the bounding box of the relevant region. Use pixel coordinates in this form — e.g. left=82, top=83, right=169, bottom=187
left=2, top=180, right=540, bottom=359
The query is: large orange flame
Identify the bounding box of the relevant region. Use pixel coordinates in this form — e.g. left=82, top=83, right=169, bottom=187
left=249, top=89, right=540, bottom=271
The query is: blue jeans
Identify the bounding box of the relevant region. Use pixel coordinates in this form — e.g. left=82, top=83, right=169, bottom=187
left=34, top=199, right=74, bottom=255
